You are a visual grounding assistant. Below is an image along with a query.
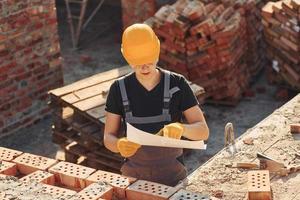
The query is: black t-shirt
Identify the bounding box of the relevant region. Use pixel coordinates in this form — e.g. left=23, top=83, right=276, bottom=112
left=105, top=68, right=199, bottom=133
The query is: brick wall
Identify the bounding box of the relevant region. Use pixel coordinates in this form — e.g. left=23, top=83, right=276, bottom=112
left=0, top=0, right=63, bottom=136
left=0, top=147, right=217, bottom=200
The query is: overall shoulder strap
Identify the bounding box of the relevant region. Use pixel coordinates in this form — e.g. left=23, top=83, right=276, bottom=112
left=162, top=70, right=171, bottom=114
left=117, top=73, right=133, bottom=113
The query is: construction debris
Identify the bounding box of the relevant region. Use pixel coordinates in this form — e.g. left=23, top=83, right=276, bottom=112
left=186, top=94, right=300, bottom=199
left=146, top=0, right=267, bottom=104
left=262, top=0, right=300, bottom=90
left=290, top=123, right=300, bottom=134
left=243, top=137, right=254, bottom=145
left=226, top=162, right=259, bottom=169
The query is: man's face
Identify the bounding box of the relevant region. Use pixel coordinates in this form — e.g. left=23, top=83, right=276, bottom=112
left=132, top=62, right=157, bottom=78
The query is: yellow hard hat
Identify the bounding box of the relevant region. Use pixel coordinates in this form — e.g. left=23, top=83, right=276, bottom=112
left=121, top=23, right=160, bottom=66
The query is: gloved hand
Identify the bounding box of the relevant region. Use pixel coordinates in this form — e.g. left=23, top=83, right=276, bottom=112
left=117, top=138, right=141, bottom=158
left=157, top=122, right=185, bottom=139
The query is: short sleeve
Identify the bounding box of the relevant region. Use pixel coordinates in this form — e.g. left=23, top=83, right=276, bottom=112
left=105, top=81, right=123, bottom=116
left=179, top=76, right=199, bottom=112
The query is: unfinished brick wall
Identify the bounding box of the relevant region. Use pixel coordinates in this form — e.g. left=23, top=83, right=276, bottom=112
left=0, top=147, right=216, bottom=200
left=0, top=0, right=63, bottom=135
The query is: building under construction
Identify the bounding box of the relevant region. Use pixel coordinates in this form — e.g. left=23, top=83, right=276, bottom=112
left=0, top=0, right=299, bottom=199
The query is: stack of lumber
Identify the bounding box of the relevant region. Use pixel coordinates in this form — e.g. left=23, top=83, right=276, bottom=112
left=148, top=0, right=261, bottom=104
left=262, top=0, right=300, bottom=90
left=48, top=66, right=205, bottom=173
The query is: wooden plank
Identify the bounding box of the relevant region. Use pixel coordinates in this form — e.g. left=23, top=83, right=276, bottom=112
left=190, top=83, right=205, bottom=97
left=49, top=66, right=131, bottom=97
left=73, top=94, right=106, bottom=112
left=71, top=83, right=204, bottom=113
left=54, top=129, right=78, bottom=141
left=60, top=79, right=114, bottom=105
left=81, top=123, right=102, bottom=135
left=65, top=141, right=89, bottom=156
left=86, top=106, right=106, bottom=120
left=61, top=114, right=104, bottom=145
left=93, top=148, right=123, bottom=162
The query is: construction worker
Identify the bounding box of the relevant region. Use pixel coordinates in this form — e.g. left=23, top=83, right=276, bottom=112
left=104, top=23, right=209, bottom=186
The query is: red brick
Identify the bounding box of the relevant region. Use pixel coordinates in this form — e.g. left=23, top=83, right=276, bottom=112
left=0, top=161, right=17, bottom=176
left=0, top=147, right=23, bottom=161
left=247, top=170, right=271, bottom=200
left=13, top=153, right=58, bottom=175
left=275, top=89, right=289, bottom=101
left=86, top=170, right=137, bottom=199
left=74, top=182, right=113, bottom=200
left=290, top=124, right=300, bottom=134
left=0, top=174, right=8, bottom=178
left=243, top=89, right=256, bottom=98
left=169, top=189, right=214, bottom=200
left=20, top=170, right=55, bottom=185
left=49, top=161, right=95, bottom=189
left=126, top=180, right=178, bottom=200
left=40, top=184, right=77, bottom=199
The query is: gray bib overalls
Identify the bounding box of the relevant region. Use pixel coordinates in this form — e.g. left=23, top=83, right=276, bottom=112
left=118, top=70, right=187, bottom=186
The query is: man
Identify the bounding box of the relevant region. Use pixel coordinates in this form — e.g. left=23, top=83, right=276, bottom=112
left=104, top=23, right=209, bottom=186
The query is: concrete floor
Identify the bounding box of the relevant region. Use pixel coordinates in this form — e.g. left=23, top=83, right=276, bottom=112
left=0, top=3, right=294, bottom=173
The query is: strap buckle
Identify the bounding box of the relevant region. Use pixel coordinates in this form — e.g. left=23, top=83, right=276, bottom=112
left=163, top=97, right=170, bottom=108
left=123, top=100, right=130, bottom=112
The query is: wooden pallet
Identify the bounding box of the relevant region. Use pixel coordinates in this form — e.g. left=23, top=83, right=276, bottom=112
left=49, top=66, right=205, bottom=172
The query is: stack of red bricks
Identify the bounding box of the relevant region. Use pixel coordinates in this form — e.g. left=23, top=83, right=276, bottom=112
left=149, top=0, right=251, bottom=103
left=0, top=146, right=219, bottom=200
left=234, top=0, right=268, bottom=77
left=0, top=0, right=63, bottom=135
left=262, top=0, right=300, bottom=90
left=121, top=0, right=157, bottom=29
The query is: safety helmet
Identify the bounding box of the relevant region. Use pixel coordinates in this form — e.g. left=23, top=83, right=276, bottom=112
left=121, top=23, right=160, bottom=66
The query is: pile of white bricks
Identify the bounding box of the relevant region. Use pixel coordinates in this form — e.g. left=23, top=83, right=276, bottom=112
left=0, top=0, right=63, bottom=135
left=0, top=146, right=219, bottom=200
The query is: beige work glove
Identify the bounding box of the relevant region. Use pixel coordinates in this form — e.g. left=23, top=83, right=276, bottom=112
left=157, top=122, right=185, bottom=139
left=117, top=137, right=141, bottom=158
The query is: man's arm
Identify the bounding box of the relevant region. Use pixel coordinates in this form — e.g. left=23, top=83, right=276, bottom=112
left=104, top=111, right=122, bottom=153
left=182, top=105, right=209, bottom=141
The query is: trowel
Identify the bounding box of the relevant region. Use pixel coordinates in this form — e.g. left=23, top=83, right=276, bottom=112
left=224, top=122, right=238, bottom=157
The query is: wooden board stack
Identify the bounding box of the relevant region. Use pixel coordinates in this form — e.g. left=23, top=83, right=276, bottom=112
left=48, top=66, right=205, bottom=173
left=148, top=0, right=266, bottom=104
left=262, top=0, right=300, bottom=90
